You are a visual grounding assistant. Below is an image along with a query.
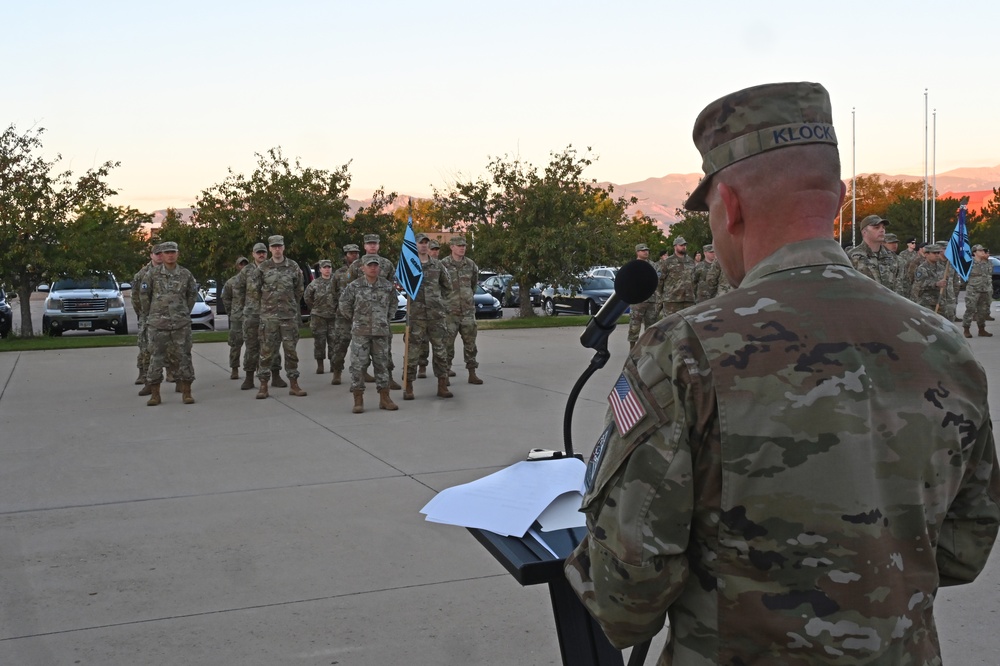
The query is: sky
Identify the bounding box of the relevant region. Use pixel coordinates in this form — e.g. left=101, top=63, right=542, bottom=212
left=4, top=0, right=999, bottom=212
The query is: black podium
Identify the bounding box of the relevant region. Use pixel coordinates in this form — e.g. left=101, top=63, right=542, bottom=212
left=468, top=526, right=625, bottom=666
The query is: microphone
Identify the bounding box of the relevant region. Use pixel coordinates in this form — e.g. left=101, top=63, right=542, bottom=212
left=579, top=259, right=658, bottom=350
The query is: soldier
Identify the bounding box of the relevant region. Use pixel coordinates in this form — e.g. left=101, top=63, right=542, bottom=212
left=403, top=233, right=454, bottom=400
left=901, top=241, right=928, bottom=302
left=626, top=243, right=659, bottom=348
left=564, top=81, right=999, bottom=664
left=416, top=238, right=442, bottom=377
left=329, top=244, right=360, bottom=385
left=440, top=234, right=483, bottom=388
left=848, top=215, right=900, bottom=289
left=899, top=237, right=919, bottom=265
left=962, top=244, right=993, bottom=338
left=911, top=243, right=954, bottom=313
left=656, top=236, right=695, bottom=318
left=339, top=254, right=398, bottom=413
left=220, top=256, right=249, bottom=379
left=349, top=234, right=401, bottom=390
left=304, top=259, right=338, bottom=374
left=140, top=241, right=198, bottom=406
left=233, top=243, right=282, bottom=390
left=690, top=243, right=714, bottom=298
left=696, top=248, right=734, bottom=302
left=134, top=243, right=163, bottom=395
left=253, top=235, right=306, bottom=399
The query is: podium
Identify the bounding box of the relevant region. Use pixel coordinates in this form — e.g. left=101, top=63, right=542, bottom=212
left=468, top=526, right=624, bottom=666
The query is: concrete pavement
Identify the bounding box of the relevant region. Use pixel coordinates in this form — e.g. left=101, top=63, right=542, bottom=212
left=1, top=325, right=999, bottom=665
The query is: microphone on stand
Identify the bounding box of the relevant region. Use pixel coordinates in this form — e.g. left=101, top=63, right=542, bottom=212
left=580, top=260, right=659, bottom=350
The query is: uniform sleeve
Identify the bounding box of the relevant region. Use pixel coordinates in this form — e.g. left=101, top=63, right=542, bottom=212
left=439, top=261, right=453, bottom=300
left=221, top=280, right=234, bottom=313
left=185, top=272, right=197, bottom=312
left=303, top=281, right=315, bottom=309
left=338, top=284, right=354, bottom=320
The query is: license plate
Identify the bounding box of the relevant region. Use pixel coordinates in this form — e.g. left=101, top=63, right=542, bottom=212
left=78, top=321, right=92, bottom=329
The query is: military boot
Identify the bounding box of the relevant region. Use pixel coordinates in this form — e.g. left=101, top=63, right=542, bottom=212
left=364, top=370, right=376, bottom=383
left=978, top=324, right=993, bottom=337
left=289, top=378, right=307, bottom=396
left=331, top=369, right=342, bottom=385
left=175, top=381, right=183, bottom=393
left=417, top=365, right=427, bottom=378
left=270, top=372, right=288, bottom=388
left=181, top=381, right=195, bottom=404
left=447, top=368, right=456, bottom=377
left=379, top=388, right=398, bottom=411
left=388, top=373, right=402, bottom=390
left=964, top=326, right=973, bottom=338
left=256, top=379, right=269, bottom=400
left=352, top=390, right=365, bottom=414
left=138, top=383, right=152, bottom=396
left=146, top=383, right=161, bottom=407
left=468, top=368, right=484, bottom=385
left=166, top=370, right=175, bottom=383
left=437, top=376, right=453, bottom=399
left=135, top=370, right=145, bottom=385
left=240, top=372, right=255, bottom=390
left=230, top=367, right=239, bottom=380
left=316, top=359, right=324, bottom=374
left=403, top=379, right=414, bottom=401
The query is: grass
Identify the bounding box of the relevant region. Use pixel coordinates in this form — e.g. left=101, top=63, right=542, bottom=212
left=0, top=313, right=620, bottom=353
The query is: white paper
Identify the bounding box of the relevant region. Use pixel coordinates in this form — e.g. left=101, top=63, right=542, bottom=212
left=535, top=491, right=586, bottom=532
left=420, top=458, right=586, bottom=537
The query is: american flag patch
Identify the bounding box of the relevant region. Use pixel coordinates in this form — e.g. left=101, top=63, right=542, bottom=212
left=608, top=373, right=646, bottom=435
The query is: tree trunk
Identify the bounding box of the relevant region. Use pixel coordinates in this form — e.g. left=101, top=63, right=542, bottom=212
left=518, top=280, right=534, bottom=318
left=17, top=283, right=34, bottom=336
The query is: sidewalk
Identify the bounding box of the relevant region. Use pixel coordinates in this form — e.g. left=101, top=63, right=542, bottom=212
left=1, top=326, right=998, bottom=665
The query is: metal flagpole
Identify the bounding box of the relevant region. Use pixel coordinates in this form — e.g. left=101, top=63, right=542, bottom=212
left=923, top=89, right=929, bottom=242
left=852, top=107, right=856, bottom=246
left=932, top=109, right=937, bottom=242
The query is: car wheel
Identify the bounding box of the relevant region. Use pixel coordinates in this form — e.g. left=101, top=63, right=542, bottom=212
left=588, top=300, right=600, bottom=315
left=43, top=316, right=61, bottom=337
left=543, top=299, right=555, bottom=316
left=994, top=283, right=1000, bottom=300
left=115, top=315, right=128, bottom=335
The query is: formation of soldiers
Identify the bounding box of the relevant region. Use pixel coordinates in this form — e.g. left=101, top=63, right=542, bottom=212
left=134, top=233, right=486, bottom=411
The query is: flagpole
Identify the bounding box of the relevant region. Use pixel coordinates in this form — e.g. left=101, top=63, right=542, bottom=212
left=932, top=108, right=937, bottom=243
left=923, top=89, right=929, bottom=242
left=851, top=107, right=856, bottom=246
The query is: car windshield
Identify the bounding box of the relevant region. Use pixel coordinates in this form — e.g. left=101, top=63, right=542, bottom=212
left=475, top=285, right=488, bottom=295
left=195, top=292, right=205, bottom=303
left=52, top=276, right=117, bottom=291
left=582, top=277, right=614, bottom=291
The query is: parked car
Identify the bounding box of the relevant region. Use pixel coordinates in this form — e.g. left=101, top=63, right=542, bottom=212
left=190, top=292, right=215, bottom=330
left=477, top=269, right=499, bottom=284
left=541, top=276, right=615, bottom=316
left=40, top=273, right=130, bottom=335
left=200, top=279, right=218, bottom=304
left=587, top=266, right=619, bottom=280
left=474, top=285, right=502, bottom=319
left=391, top=291, right=407, bottom=323
left=0, top=287, right=13, bottom=338
left=480, top=274, right=542, bottom=308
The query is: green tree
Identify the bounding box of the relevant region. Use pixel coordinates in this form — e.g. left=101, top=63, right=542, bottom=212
left=668, top=205, right=711, bottom=255
left=351, top=187, right=401, bottom=261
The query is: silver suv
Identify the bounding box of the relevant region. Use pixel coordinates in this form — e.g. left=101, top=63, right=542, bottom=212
left=40, top=273, right=130, bottom=336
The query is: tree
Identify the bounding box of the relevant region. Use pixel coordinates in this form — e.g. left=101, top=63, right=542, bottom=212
left=351, top=187, right=401, bottom=260
left=668, top=205, right=710, bottom=256
left=0, top=124, right=129, bottom=336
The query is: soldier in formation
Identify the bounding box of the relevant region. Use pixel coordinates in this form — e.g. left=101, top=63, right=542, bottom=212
left=403, top=233, right=453, bottom=400
left=656, top=236, right=695, bottom=318
left=696, top=248, right=733, bottom=302
left=440, top=234, right=483, bottom=386
left=233, top=243, right=282, bottom=390
left=220, top=256, right=249, bottom=379
left=349, top=234, right=401, bottom=390
left=329, top=244, right=360, bottom=385
left=134, top=243, right=163, bottom=396
left=253, top=235, right=306, bottom=399
left=626, top=243, right=659, bottom=348
left=962, top=243, right=994, bottom=338
left=304, top=258, right=338, bottom=374
left=847, top=215, right=900, bottom=289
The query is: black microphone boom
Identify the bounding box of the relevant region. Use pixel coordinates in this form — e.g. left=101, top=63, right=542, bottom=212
left=579, top=260, right=658, bottom=350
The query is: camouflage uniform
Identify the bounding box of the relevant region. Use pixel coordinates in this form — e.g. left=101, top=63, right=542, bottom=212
left=304, top=271, right=338, bottom=364
left=847, top=242, right=900, bottom=290
left=962, top=253, right=992, bottom=330
left=406, top=256, right=453, bottom=379
left=440, top=253, right=479, bottom=372
left=350, top=253, right=397, bottom=374
left=141, top=263, right=197, bottom=385
left=221, top=272, right=244, bottom=371
left=339, top=274, right=395, bottom=391
left=901, top=254, right=926, bottom=302
left=565, top=239, right=1000, bottom=663
left=656, top=253, right=695, bottom=318
left=627, top=259, right=660, bottom=347
left=254, top=256, right=304, bottom=381
left=132, top=261, right=155, bottom=377
left=330, top=260, right=356, bottom=376
left=233, top=260, right=280, bottom=376
left=695, top=259, right=733, bottom=302
left=911, top=257, right=952, bottom=313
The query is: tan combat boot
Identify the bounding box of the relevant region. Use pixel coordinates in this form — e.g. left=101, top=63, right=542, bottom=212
left=978, top=324, right=993, bottom=337
left=135, top=370, right=145, bottom=385
left=437, top=376, right=453, bottom=399
left=138, top=383, right=152, bottom=396
left=363, top=370, right=376, bottom=382
left=352, top=390, right=365, bottom=413
left=270, top=372, right=287, bottom=388
left=468, top=368, right=484, bottom=385
left=403, top=379, right=414, bottom=401
left=146, top=383, right=161, bottom=407
left=379, top=388, right=398, bottom=411
left=230, top=367, right=239, bottom=380
left=964, top=326, right=973, bottom=338
left=388, top=373, right=402, bottom=390
left=289, top=378, right=307, bottom=396
left=331, top=369, right=342, bottom=385
left=256, top=379, right=269, bottom=400
left=240, top=372, right=255, bottom=390
left=447, top=368, right=456, bottom=377
left=316, top=359, right=324, bottom=374
left=417, top=365, right=427, bottom=378
left=181, top=381, right=195, bottom=404
left=175, top=381, right=183, bottom=393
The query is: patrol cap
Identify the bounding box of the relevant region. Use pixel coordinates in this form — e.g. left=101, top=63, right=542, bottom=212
left=972, top=244, right=986, bottom=252
left=253, top=242, right=268, bottom=253
left=268, top=235, right=284, bottom=246
left=236, top=256, right=249, bottom=266
left=924, top=243, right=944, bottom=253
left=883, top=233, right=898, bottom=243
left=906, top=238, right=917, bottom=244
left=685, top=81, right=838, bottom=211
left=363, top=234, right=380, bottom=244
left=673, top=236, right=688, bottom=246
left=160, top=241, right=178, bottom=252
left=635, top=243, right=649, bottom=252
left=860, top=214, right=889, bottom=230
left=362, top=253, right=381, bottom=265
left=343, top=243, right=360, bottom=254
left=429, top=239, right=440, bottom=250
left=319, top=259, right=332, bottom=268
left=151, top=243, right=164, bottom=254
left=703, top=243, right=715, bottom=252
left=415, top=232, right=429, bottom=242
left=450, top=235, right=467, bottom=246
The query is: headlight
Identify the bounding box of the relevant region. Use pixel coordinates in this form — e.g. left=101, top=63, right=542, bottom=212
left=47, top=297, right=61, bottom=309
left=107, top=297, right=123, bottom=308
left=492, top=298, right=500, bottom=308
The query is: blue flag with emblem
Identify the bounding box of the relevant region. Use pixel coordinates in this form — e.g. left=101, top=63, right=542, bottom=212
left=944, top=200, right=972, bottom=282
left=395, top=210, right=423, bottom=300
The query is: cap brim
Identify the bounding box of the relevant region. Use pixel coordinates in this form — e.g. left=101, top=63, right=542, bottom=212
left=684, top=177, right=711, bottom=212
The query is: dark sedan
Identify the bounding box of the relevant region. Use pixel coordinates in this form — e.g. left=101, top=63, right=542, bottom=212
left=474, top=285, right=502, bottom=319
left=480, top=274, right=542, bottom=307
left=542, top=276, right=615, bottom=316
left=0, top=287, right=13, bottom=338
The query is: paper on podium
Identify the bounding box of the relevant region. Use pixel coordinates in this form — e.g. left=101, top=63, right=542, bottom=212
left=420, top=458, right=586, bottom=537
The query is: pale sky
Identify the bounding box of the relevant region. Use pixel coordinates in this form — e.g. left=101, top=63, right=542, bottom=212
left=5, top=0, right=998, bottom=212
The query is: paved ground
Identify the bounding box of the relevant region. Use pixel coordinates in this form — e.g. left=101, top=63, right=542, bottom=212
left=1, top=320, right=999, bottom=664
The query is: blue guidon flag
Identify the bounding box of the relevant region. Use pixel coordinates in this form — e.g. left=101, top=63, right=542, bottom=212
left=395, top=212, right=423, bottom=300
left=944, top=199, right=973, bottom=282
left=608, top=373, right=646, bottom=435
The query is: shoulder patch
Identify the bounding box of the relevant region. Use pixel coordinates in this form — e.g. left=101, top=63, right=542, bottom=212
left=584, top=422, right=616, bottom=494
left=607, top=373, right=647, bottom=435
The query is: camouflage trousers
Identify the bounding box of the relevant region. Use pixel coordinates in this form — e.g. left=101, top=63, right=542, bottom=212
left=407, top=317, right=450, bottom=379
left=360, top=317, right=395, bottom=374
left=941, top=289, right=958, bottom=320
left=310, top=314, right=336, bottom=361
left=627, top=302, right=658, bottom=347
left=243, top=315, right=280, bottom=374
left=330, top=317, right=352, bottom=373
left=257, top=318, right=299, bottom=381
left=146, top=327, right=194, bottom=384
left=136, top=317, right=149, bottom=371
left=444, top=314, right=479, bottom=370
left=350, top=335, right=390, bottom=391
left=963, top=288, right=992, bottom=327
left=417, top=337, right=429, bottom=369
left=228, top=315, right=245, bottom=369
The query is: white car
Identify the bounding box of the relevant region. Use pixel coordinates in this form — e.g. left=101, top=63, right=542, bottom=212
left=587, top=266, right=619, bottom=280
left=190, top=292, right=215, bottom=330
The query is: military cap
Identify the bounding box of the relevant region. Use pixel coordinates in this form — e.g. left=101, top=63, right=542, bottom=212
left=253, top=242, right=268, bottom=253
left=362, top=253, right=381, bottom=265
left=674, top=236, right=688, bottom=246
left=685, top=81, right=838, bottom=211
left=906, top=238, right=917, bottom=244
left=860, top=214, right=889, bottom=230
left=343, top=243, right=360, bottom=254
left=883, top=233, right=899, bottom=243
left=450, top=235, right=467, bottom=246
left=268, top=235, right=284, bottom=246
left=160, top=241, right=178, bottom=252
left=318, top=259, right=333, bottom=268
left=236, top=256, right=249, bottom=266
left=151, top=243, right=164, bottom=254
left=363, top=234, right=380, bottom=244
left=635, top=243, right=649, bottom=252
left=972, top=244, right=986, bottom=252
left=924, top=243, right=944, bottom=253
left=429, top=239, right=440, bottom=250
left=415, top=232, right=429, bottom=243
left=703, top=243, right=715, bottom=252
